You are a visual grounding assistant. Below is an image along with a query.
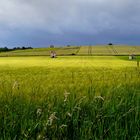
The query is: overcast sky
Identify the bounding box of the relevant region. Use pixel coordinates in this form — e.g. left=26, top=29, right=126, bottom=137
left=0, top=0, right=140, bottom=47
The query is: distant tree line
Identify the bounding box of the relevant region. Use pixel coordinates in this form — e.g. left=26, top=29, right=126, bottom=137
left=12, top=46, right=33, bottom=50
left=0, top=47, right=9, bottom=52
left=0, top=46, right=33, bottom=52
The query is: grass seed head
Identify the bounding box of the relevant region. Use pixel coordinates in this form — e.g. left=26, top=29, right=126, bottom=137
left=95, top=96, right=104, bottom=101
left=46, top=112, right=57, bottom=126
left=36, top=108, right=42, bottom=117
left=64, top=90, right=70, bottom=102
left=67, top=112, right=72, bottom=117
left=60, top=124, right=67, bottom=129
left=12, top=81, right=20, bottom=89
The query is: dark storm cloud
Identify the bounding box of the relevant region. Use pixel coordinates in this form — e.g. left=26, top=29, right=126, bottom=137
left=0, top=0, right=140, bottom=47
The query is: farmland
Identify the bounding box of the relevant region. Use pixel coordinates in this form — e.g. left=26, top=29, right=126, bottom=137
left=0, top=47, right=79, bottom=57
left=0, top=47, right=140, bottom=139
left=0, top=45, right=140, bottom=56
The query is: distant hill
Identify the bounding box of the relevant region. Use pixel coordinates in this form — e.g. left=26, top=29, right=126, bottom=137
left=0, top=45, right=140, bottom=56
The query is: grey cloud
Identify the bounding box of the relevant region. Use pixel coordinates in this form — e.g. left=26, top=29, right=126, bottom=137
left=0, top=0, right=140, bottom=47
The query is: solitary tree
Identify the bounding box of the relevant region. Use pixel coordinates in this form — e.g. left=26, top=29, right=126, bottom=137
left=108, top=43, right=113, bottom=45
left=50, top=45, right=54, bottom=48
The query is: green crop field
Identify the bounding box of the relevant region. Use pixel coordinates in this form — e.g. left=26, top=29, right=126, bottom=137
left=0, top=56, right=140, bottom=140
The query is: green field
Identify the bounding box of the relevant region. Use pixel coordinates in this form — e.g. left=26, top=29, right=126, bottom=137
left=0, top=47, right=79, bottom=56
left=0, top=56, right=140, bottom=139
left=0, top=45, right=140, bottom=56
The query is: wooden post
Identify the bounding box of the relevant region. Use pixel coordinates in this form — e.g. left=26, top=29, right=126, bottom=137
left=137, top=60, right=139, bottom=68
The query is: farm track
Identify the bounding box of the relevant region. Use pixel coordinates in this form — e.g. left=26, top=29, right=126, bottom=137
left=88, top=46, right=92, bottom=55
left=107, top=46, right=114, bottom=54
left=133, top=46, right=140, bottom=54
left=75, top=46, right=81, bottom=54
left=130, top=46, right=137, bottom=54
left=109, top=46, right=118, bottom=55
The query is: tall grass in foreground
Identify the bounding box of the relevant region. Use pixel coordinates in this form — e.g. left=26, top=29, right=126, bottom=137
left=0, top=67, right=140, bottom=140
